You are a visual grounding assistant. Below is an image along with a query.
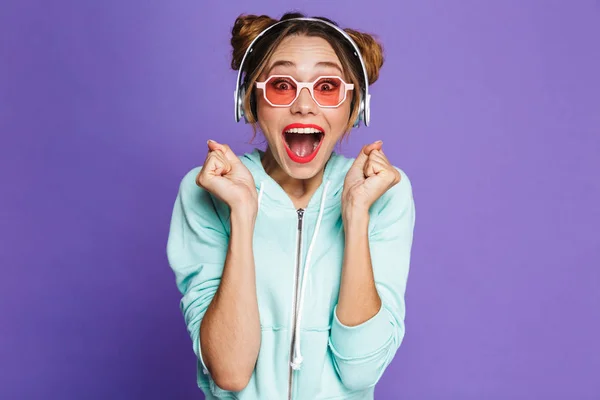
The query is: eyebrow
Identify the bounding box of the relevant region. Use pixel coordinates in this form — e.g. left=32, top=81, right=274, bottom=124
left=266, top=60, right=343, bottom=76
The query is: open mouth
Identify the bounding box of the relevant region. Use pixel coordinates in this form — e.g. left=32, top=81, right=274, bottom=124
left=282, top=124, right=325, bottom=164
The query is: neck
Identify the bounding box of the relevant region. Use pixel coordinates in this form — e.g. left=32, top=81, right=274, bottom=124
left=261, top=147, right=325, bottom=209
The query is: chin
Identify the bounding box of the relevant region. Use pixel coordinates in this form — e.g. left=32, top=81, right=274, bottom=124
left=284, top=162, right=324, bottom=180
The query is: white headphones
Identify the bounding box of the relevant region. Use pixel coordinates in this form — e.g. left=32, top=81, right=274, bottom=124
left=233, top=17, right=371, bottom=127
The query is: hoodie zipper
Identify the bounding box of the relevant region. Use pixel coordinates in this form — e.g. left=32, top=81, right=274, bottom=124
left=288, top=208, right=304, bottom=400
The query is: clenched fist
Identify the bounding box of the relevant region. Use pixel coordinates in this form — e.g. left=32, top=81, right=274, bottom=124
left=196, top=140, right=258, bottom=212
left=342, top=141, right=401, bottom=216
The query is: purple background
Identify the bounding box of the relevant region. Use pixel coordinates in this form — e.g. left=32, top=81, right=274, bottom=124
left=1, top=0, right=599, bottom=399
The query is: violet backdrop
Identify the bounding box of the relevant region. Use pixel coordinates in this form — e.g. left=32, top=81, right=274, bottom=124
left=1, top=0, right=599, bottom=399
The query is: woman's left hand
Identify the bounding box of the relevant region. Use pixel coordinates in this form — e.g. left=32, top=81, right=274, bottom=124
left=342, top=141, right=401, bottom=217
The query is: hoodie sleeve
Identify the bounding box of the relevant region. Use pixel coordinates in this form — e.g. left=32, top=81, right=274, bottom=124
left=166, top=168, right=229, bottom=385
left=328, top=168, right=416, bottom=390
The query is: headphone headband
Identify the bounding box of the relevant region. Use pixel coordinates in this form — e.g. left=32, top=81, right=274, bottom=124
left=233, top=17, right=371, bottom=127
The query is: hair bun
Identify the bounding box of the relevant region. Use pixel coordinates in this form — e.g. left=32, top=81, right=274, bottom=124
left=345, top=29, right=384, bottom=85
left=231, top=14, right=277, bottom=70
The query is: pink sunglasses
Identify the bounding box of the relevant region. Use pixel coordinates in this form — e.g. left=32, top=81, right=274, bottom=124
left=255, top=75, right=354, bottom=108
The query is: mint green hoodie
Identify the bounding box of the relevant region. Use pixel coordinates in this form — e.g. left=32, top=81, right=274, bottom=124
left=166, top=148, right=416, bottom=399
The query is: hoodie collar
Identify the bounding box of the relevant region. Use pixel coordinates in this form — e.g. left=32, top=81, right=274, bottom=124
left=240, top=148, right=351, bottom=212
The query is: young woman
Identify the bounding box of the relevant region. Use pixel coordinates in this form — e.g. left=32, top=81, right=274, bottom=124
left=167, top=12, right=416, bottom=400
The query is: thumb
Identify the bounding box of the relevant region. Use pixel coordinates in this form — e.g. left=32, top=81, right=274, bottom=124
left=207, top=140, right=239, bottom=164
left=351, top=140, right=383, bottom=169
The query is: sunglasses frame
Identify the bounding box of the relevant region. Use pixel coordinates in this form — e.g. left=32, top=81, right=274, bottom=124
left=255, top=75, right=354, bottom=108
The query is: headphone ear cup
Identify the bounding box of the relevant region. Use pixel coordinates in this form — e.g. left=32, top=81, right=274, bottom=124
left=363, top=93, right=371, bottom=126
left=237, top=86, right=246, bottom=121
left=234, top=88, right=241, bottom=122
left=352, top=96, right=365, bottom=127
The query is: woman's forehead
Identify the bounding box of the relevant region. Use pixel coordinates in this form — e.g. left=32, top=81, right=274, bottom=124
left=265, top=60, right=343, bottom=77
left=266, top=36, right=343, bottom=73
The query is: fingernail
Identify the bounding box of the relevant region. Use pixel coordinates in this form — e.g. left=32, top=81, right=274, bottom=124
left=376, top=140, right=383, bottom=145
left=207, top=139, right=215, bottom=144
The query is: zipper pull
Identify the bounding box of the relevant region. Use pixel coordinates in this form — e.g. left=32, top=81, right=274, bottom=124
left=297, top=209, right=304, bottom=230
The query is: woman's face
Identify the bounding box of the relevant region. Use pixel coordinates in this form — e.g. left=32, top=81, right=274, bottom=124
left=255, top=35, right=353, bottom=180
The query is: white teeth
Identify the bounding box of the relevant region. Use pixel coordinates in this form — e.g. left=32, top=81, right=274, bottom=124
left=285, top=127, right=323, bottom=134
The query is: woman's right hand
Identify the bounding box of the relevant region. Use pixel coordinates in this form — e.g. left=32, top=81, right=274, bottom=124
left=196, top=140, right=258, bottom=213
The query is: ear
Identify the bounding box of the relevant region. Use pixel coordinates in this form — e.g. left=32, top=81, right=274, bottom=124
left=350, top=91, right=364, bottom=128
left=349, top=91, right=358, bottom=127
left=356, top=95, right=364, bottom=126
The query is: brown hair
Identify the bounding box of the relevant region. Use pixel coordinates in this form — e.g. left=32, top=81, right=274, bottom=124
left=230, top=12, right=384, bottom=139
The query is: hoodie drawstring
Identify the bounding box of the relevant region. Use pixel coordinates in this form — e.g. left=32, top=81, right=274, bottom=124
left=290, top=180, right=331, bottom=370
left=255, top=179, right=331, bottom=371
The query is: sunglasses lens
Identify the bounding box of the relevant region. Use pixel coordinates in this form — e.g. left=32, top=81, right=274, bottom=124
left=313, top=77, right=344, bottom=106
left=265, top=77, right=297, bottom=106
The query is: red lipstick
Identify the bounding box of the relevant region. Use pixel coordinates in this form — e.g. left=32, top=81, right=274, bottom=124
left=281, top=123, right=325, bottom=164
